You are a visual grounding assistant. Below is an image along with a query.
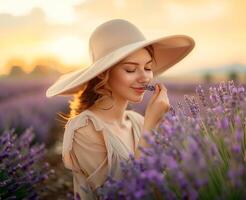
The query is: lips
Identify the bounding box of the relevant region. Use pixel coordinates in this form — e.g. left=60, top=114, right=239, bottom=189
left=132, top=87, right=145, bottom=89
left=132, top=87, right=145, bottom=93
left=132, top=85, right=146, bottom=89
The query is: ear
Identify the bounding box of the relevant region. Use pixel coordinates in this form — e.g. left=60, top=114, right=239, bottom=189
left=97, top=69, right=111, bottom=79
left=97, top=72, right=105, bottom=79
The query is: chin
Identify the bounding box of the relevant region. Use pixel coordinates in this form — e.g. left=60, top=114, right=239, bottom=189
left=128, top=96, right=144, bottom=103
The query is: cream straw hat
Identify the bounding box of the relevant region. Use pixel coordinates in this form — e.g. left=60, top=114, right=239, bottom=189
left=46, top=19, right=195, bottom=98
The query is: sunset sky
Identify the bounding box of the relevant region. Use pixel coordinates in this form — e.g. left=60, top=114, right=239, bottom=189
left=0, top=0, right=245, bottom=77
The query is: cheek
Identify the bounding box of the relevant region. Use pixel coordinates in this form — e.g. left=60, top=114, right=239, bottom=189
left=109, top=71, right=134, bottom=90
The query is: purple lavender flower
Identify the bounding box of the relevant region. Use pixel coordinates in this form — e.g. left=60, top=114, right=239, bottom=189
left=144, top=84, right=156, bottom=91
left=209, top=86, right=221, bottom=107
left=0, top=128, right=55, bottom=199
left=195, top=84, right=207, bottom=107
left=96, top=80, right=246, bottom=200
left=184, top=95, right=200, bottom=118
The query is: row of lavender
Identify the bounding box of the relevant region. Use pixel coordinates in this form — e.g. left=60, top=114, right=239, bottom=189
left=1, top=76, right=85, bottom=199
left=0, top=77, right=69, bottom=145
left=0, top=77, right=55, bottom=101
left=2, top=77, right=245, bottom=199
left=0, top=77, right=71, bottom=199
left=0, top=77, right=202, bottom=199
left=0, top=77, right=196, bottom=144
left=95, top=80, right=246, bottom=200
left=0, top=93, right=68, bottom=145
left=0, top=128, right=55, bottom=199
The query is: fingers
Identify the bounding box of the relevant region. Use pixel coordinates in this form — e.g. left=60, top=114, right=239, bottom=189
left=158, top=83, right=167, bottom=92
left=148, top=84, right=160, bottom=104
left=156, top=83, right=170, bottom=111
left=149, top=83, right=169, bottom=104
left=156, top=83, right=168, bottom=99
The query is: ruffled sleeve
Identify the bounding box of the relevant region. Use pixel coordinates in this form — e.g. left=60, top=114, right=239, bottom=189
left=62, top=111, right=112, bottom=191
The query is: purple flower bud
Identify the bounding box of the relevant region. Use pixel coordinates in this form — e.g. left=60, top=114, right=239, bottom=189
left=184, top=95, right=200, bottom=118
left=231, top=143, right=241, bottom=154
left=228, top=80, right=235, bottom=95
left=195, top=84, right=207, bottom=107
left=221, top=116, right=229, bottom=130
left=133, top=189, right=145, bottom=199
left=167, top=157, right=178, bottom=170
left=209, top=87, right=221, bottom=107
left=238, top=86, right=245, bottom=101
left=144, top=84, right=155, bottom=91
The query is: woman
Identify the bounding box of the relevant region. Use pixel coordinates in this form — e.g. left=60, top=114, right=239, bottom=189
left=46, top=19, right=195, bottom=200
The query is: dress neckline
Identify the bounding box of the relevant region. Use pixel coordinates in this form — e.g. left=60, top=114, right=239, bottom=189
left=84, top=109, right=136, bottom=155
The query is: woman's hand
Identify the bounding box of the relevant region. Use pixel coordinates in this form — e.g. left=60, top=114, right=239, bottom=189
left=144, top=83, right=170, bottom=130
left=136, top=83, right=170, bottom=159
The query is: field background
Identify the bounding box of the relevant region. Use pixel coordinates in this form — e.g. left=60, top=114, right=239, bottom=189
left=1, top=0, right=245, bottom=198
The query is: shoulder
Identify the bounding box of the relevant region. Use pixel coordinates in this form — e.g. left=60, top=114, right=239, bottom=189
left=65, top=110, right=104, bottom=132
left=64, top=111, right=105, bottom=146
left=62, top=110, right=106, bottom=170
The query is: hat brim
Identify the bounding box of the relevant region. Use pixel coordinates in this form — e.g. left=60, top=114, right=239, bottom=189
left=46, top=34, right=195, bottom=97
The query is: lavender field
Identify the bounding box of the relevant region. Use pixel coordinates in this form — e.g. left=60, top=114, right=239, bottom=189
left=0, top=77, right=73, bottom=199
left=1, top=76, right=245, bottom=199
left=0, top=76, right=205, bottom=139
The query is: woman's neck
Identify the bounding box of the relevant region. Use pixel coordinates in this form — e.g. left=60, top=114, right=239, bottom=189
left=88, top=103, right=128, bottom=127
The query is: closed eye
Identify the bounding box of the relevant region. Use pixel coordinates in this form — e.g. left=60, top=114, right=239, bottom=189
left=126, top=68, right=152, bottom=73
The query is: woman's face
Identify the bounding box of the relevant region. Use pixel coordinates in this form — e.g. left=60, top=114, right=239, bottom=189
left=107, top=48, right=153, bottom=103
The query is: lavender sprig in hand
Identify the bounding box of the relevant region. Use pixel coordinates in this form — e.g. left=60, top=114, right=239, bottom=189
left=144, top=84, right=156, bottom=91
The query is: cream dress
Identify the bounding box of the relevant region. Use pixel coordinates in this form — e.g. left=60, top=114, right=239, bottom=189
left=62, top=109, right=144, bottom=200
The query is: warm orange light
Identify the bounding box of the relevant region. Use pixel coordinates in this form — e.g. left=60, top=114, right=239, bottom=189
left=42, top=36, right=89, bottom=66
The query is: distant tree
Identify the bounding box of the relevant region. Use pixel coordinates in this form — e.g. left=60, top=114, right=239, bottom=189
left=31, top=65, right=48, bottom=75
left=203, top=72, right=212, bottom=83
left=9, top=66, right=26, bottom=76
left=228, top=70, right=239, bottom=83
left=30, top=65, right=60, bottom=76
left=31, top=57, right=64, bottom=75
left=5, top=58, right=27, bottom=76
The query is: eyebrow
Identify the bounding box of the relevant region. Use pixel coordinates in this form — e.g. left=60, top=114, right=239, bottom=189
left=121, top=59, right=153, bottom=66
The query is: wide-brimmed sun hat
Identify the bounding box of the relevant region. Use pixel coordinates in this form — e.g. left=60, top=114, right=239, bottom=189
left=46, top=19, right=195, bottom=98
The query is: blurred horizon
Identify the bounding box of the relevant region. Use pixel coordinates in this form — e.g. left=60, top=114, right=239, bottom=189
left=0, top=0, right=246, bottom=80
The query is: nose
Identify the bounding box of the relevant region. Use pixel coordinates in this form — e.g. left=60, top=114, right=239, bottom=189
left=137, top=70, right=152, bottom=84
